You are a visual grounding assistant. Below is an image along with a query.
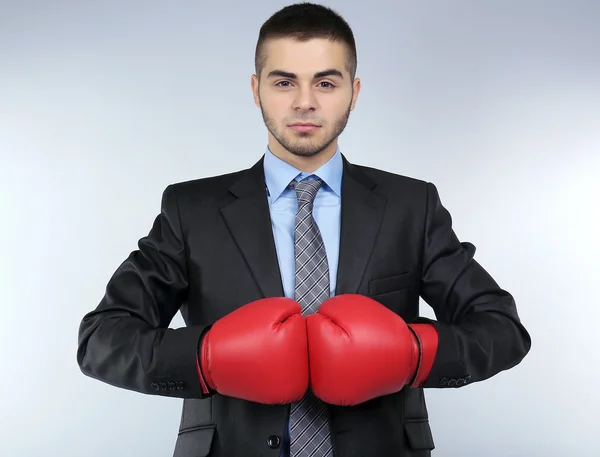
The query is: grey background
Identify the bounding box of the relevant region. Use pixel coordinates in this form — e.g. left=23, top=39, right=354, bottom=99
left=1, top=1, right=599, bottom=456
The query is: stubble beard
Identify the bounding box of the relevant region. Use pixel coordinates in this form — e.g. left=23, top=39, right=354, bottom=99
left=259, top=96, right=353, bottom=158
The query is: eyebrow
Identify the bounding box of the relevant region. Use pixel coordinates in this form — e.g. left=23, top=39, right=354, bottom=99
left=266, top=69, right=344, bottom=80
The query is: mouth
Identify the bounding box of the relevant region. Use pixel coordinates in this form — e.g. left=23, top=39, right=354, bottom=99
left=289, top=123, right=321, bottom=133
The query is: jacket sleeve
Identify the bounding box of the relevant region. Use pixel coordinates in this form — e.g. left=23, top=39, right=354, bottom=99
left=76, top=184, right=211, bottom=399
left=415, top=182, right=531, bottom=388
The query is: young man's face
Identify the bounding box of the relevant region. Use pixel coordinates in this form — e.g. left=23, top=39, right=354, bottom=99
left=251, top=37, right=360, bottom=163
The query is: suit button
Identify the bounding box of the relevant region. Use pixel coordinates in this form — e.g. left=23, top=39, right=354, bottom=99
left=151, top=382, right=159, bottom=391
left=159, top=382, right=167, bottom=391
left=167, top=381, right=175, bottom=391
left=267, top=435, right=281, bottom=449
left=176, top=381, right=184, bottom=390
left=465, top=375, right=472, bottom=382
left=448, top=379, right=456, bottom=387
left=440, top=377, right=448, bottom=386
left=456, top=378, right=465, bottom=386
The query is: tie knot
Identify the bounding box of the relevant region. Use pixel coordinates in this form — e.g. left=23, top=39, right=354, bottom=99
left=291, top=177, right=323, bottom=206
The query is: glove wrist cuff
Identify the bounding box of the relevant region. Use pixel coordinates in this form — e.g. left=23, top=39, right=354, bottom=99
left=407, top=323, right=439, bottom=388
left=196, top=326, right=215, bottom=395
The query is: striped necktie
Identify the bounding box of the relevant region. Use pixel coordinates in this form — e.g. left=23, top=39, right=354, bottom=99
left=288, top=177, right=333, bottom=457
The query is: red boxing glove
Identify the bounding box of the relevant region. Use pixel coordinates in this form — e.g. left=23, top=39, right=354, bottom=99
left=307, top=294, right=438, bottom=406
left=196, top=297, right=309, bottom=404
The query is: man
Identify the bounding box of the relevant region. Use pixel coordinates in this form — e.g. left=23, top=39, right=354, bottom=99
left=77, top=3, right=531, bottom=457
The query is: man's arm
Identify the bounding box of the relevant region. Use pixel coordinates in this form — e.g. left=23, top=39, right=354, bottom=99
left=414, top=182, right=531, bottom=388
left=76, top=184, right=211, bottom=399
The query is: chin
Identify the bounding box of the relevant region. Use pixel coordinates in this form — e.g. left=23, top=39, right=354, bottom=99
left=288, top=149, right=322, bottom=158
left=283, top=140, right=325, bottom=157
left=268, top=125, right=333, bottom=158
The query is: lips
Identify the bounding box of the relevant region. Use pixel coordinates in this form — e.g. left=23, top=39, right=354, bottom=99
left=289, top=123, right=320, bottom=132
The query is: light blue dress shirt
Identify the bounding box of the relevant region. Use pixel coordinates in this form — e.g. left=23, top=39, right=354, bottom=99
left=263, top=145, right=343, bottom=456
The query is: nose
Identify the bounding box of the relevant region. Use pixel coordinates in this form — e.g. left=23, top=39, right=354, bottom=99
left=292, top=85, right=317, bottom=111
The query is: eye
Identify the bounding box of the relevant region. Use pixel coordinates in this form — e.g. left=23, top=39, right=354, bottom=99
left=275, top=81, right=293, bottom=87
left=318, top=81, right=336, bottom=89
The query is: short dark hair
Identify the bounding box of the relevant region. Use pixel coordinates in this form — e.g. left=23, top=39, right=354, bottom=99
left=255, top=2, right=357, bottom=80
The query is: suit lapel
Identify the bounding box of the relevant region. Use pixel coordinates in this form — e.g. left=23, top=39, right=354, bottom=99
left=334, top=155, right=386, bottom=295
left=220, top=153, right=386, bottom=300
left=220, top=156, right=285, bottom=299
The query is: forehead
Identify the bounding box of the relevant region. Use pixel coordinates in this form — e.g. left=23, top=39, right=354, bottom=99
left=262, top=37, right=348, bottom=76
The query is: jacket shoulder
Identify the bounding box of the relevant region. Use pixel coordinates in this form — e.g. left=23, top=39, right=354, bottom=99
left=161, top=166, right=251, bottom=207
left=351, top=162, right=431, bottom=193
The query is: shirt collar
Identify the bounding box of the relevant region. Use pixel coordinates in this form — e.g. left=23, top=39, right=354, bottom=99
left=263, top=146, right=343, bottom=202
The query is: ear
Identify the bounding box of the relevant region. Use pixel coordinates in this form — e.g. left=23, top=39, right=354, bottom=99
left=350, top=77, right=361, bottom=111
left=251, top=74, right=261, bottom=108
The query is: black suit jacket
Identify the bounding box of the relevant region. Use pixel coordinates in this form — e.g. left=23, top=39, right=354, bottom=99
left=77, top=153, right=531, bottom=457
